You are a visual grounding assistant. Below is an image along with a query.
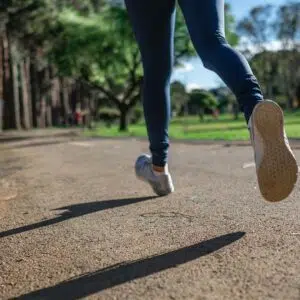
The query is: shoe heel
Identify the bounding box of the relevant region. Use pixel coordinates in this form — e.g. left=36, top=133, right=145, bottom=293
left=253, top=101, right=298, bottom=202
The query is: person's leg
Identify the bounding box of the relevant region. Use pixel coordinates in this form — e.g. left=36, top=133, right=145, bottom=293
left=178, top=0, right=298, bottom=202
left=125, top=0, right=176, bottom=168
left=125, top=0, right=175, bottom=196
left=178, top=0, right=263, bottom=123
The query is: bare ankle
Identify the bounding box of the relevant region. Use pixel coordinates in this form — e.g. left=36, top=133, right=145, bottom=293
left=152, top=164, right=168, bottom=174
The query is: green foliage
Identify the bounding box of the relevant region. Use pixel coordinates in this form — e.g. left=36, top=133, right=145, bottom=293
left=50, top=10, right=111, bottom=77
left=50, top=6, right=142, bottom=95
left=238, top=3, right=300, bottom=108
left=174, top=7, right=196, bottom=61
left=277, top=2, right=300, bottom=44
left=130, top=105, right=143, bottom=124
left=1, top=0, right=299, bottom=132
left=171, top=81, right=189, bottom=114
left=87, top=111, right=300, bottom=141
left=1, top=0, right=58, bottom=52
left=224, top=3, right=239, bottom=46
left=188, top=89, right=218, bottom=120
left=51, top=4, right=197, bottom=84
left=210, top=87, right=235, bottom=110
left=250, top=50, right=300, bottom=106
left=238, top=5, right=274, bottom=46
left=49, top=4, right=198, bottom=131
left=189, top=90, right=218, bottom=109
left=98, top=107, right=120, bottom=127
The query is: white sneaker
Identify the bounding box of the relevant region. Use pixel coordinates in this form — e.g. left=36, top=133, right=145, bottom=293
left=249, top=100, right=298, bottom=202
left=135, top=154, right=174, bottom=196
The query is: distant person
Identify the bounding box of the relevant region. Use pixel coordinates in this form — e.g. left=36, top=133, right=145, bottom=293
left=212, top=109, right=219, bottom=120
left=75, top=109, right=82, bottom=126
left=125, top=0, right=298, bottom=202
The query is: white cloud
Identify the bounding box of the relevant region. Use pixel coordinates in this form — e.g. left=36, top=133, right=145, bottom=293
left=174, top=62, right=194, bottom=74
left=237, top=37, right=291, bottom=54
left=186, top=83, right=201, bottom=92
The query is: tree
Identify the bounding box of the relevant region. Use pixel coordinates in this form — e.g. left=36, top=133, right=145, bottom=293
left=224, top=3, right=239, bottom=46
left=51, top=4, right=196, bottom=131
left=238, top=3, right=300, bottom=108
left=0, top=0, right=59, bottom=130
left=276, top=2, right=300, bottom=49
left=250, top=51, right=280, bottom=99
left=0, top=37, right=3, bottom=132
left=188, top=89, right=218, bottom=121
left=250, top=50, right=300, bottom=109
left=0, top=11, right=7, bottom=131
left=171, top=81, right=189, bottom=116
left=276, top=2, right=300, bottom=108
left=0, top=1, right=255, bottom=132
left=238, top=5, right=276, bottom=99
left=210, top=86, right=239, bottom=119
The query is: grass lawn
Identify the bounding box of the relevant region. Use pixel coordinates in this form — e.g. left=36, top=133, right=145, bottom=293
left=85, top=111, right=300, bottom=141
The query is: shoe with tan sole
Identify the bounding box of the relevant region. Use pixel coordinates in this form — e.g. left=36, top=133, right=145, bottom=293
left=249, top=100, right=298, bottom=202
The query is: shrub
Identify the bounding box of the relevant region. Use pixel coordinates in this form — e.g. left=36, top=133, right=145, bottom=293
left=130, top=105, right=143, bottom=124
left=98, top=107, right=120, bottom=127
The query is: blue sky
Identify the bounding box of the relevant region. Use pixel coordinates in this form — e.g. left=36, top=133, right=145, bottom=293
left=172, top=0, right=287, bottom=90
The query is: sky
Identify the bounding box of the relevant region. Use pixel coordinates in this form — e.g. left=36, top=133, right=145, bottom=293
left=172, top=0, right=287, bottom=90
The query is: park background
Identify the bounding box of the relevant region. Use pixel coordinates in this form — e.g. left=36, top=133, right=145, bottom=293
left=0, top=0, right=299, bottom=141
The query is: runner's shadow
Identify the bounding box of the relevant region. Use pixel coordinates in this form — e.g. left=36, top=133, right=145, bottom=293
left=16, top=231, right=245, bottom=300
left=0, top=196, right=156, bottom=238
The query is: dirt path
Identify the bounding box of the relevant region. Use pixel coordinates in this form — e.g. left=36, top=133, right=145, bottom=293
left=0, top=138, right=299, bottom=299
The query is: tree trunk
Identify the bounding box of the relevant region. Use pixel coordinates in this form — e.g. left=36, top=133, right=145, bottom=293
left=0, top=35, right=4, bottom=132
left=51, top=77, right=60, bottom=126
left=29, top=56, right=39, bottom=127
left=25, top=57, right=32, bottom=126
left=42, top=68, right=52, bottom=127
left=20, top=59, right=31, bottom=129
left=2, top=31, right=10, bottom=129
left=9, top=34, right=21, bottom=130
left=2, top=31, right=17, bottom=129
left=2, top=31, right=22, bottom=130
left=198, top=108, right=204, bottom=122
left=284, top=74, right=293, bottom=110
left=11, top=59, right=21, bottom=129
left=233, top=102, right=239, bottom=120
left=71, top=81, right=80, bottom=113
left=46, top=102, right=52, bottom=127
left=49, top=65, right=60, bottom=126
left=287, top=92, right=294, bottom=111
left=296, top=84, right=300, bottom=109
left=89, top=92, right=97, bottom=127
left=59, top=77, right=71, bottom=125
left=119, top=108, right=129, bottom=131
left=37, top=69, right=48, bottom=128
left=38, top=95, right=46, bottom=128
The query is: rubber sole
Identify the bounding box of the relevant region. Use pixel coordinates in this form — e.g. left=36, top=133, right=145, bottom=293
left=136, top=174, right=174, bottom=197
left=252, top=101, right=298, bottom=202
left=135, top=156, right=174, bottom=197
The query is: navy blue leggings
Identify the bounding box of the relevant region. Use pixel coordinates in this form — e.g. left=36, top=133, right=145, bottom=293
left=125, top=0, right=263, bottom=167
